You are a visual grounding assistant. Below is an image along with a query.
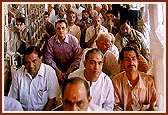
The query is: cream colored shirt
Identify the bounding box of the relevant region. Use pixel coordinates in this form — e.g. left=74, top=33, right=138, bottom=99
left=112, top=71, right=157, bottom=111
left=68, top=25, right=81, bottom=42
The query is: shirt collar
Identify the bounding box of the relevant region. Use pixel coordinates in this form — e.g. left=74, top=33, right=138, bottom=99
left=123, top=72, right=146, bottom=89
left=55, top=34, right=69, bottom=44
left=24, top=63, right=44, bottom=79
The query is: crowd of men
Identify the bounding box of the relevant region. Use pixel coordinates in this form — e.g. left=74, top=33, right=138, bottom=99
left=5, top=4, right=157, bottom=111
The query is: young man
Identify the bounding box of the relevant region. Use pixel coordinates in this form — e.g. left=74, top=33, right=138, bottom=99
left=112, top=46, right=157, bottom=111
left=8, top=46, right=61, bottom=111
left=44, top=20, right=82, bottom=85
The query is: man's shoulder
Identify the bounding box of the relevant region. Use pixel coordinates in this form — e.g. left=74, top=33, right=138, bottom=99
left=139, top=72, right=154, bottom=81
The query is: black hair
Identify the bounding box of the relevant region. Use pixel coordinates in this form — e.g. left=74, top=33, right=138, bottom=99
left=119, top=46, right=139, bottom=61
left=106, top=10, right=115, bottom=15
left=126, top=40, right=141, bottom=50
left=55, top=19, right=67, bottom=28
left=44, top=11, right=50, bottom=16
left=23, top=46, right=42, bottom=64
left=16, top=17, right=25, bottom=24
left=119, top=19, right=130, bottom=27
left=62, top=77, right=90, bottom=98
left=85, top=48, right=103, bottom=61
left=82, top=10, right=89, bottom=14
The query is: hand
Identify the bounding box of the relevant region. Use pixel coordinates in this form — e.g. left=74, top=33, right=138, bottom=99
left=55, top=68, right=66, bottom=85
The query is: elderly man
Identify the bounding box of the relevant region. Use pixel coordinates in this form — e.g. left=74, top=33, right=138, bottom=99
left=44, top=20, right=82, bottom=85
left=85, top=16, right=108, bottom=48
left=112, top=46, right=157, bottom=111
left=8, top=46, right=61, bottom=111
left=53, top=77, right=104, bottom=111
left=114, top=19, right=150, bottom=61
left=80, top=32, right=120, bottom=77
left=68, top=48, right=114, bottom=111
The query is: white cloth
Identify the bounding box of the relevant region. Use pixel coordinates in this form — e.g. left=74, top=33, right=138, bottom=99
left=68, top=25, right=81, bottom=42
left=108, top=44, right=119, bottom=61
left=87, top=104, right=105, bottom=111
left=68, top=68, right=114, bottom=111
left=4, top=96, right=23, bottom=111
left=74, top=6, right=85, bottom=21
left=79, top=48, right=119, bottom=77
left=8, top=63, right=61, bottom=111
left=85, top=25, right=108, bottom=48
left=49, top=9, right=55, bottom=25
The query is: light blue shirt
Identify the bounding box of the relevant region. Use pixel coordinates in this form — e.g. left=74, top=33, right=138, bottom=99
left=8, top=63, right=61, bottom=111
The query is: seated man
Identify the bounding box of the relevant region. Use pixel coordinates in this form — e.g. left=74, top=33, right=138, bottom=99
left=120, top=40, right=149, bottom=73
left=112, top=46, right=157, bottom=111
left=68, top=48, right=114, bottom=111
left=53, top=77, right=104, bottom=111
left=114, top=19, right=150, bottom=61
left=8, top=46, right=61, bottom=111
left=85, top=16, right=108, bottom=48
left=44, top=20, right=82, bottom=85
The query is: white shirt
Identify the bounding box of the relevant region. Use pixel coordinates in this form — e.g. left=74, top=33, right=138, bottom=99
left=87, top=104, right=105, bottom=111
left=68, top=68, right=114, bottom=111
left=79, top=48, right=120, bottom=77
left=74, top=6, right=85, bottom=21
left=49, top=9, right=56, bottom=25
left=108, top=44, right=119, bottom=61
left=85, top=25, right=108, bottom=48
left=4, top=96, right=23, bottom=111
left=68, top=25, right=81, bottom=42
left=8, top=63, right=61, bottom=111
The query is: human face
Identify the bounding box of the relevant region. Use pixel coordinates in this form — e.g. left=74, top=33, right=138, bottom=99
left=84, top=53, right=103, bottom=81
left=106, top=13, right=114, bottom=21
left=59, top=8, right=65, bottom=18
left=63, top=83, right=91, bottom=111
left=93, top=16, right=101, bottom=28
left=67, top=13, right=76, bottom=24
left=82, top=12, right=89, bottom=20
left=120, top=22, right=131, bottom=37
left=123, top=50, right=138, bottom=72
left=24, top=52, right=42, bottom=78
left=56, top=22, right=68, bottom=39
left=96, top=37, right=112, bottom=54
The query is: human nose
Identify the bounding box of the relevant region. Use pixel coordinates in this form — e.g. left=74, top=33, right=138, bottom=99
left=70, top=105, right=79, bottom=111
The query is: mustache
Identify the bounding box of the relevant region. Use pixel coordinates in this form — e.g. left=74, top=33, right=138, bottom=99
left=128, top=64, right=136, bottom=68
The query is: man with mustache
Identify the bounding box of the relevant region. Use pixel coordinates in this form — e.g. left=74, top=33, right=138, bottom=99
left=114, top=19, right=150, bottom=61
left=112, top=46, right=157, bottom=111
left=68, top=48, right=114, bottom=111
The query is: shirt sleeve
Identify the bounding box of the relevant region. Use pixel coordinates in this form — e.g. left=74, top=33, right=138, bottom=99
left=44, top=37, right=57, bottom=69
left=67, top=37, right=82, bottom=74
left=102, top=76, right=115, bottom=111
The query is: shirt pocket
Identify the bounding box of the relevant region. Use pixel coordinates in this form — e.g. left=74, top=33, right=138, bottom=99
left=36, top=89, right=48, bottom=105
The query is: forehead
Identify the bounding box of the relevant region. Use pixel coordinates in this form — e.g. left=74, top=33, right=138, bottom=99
left=98, top=36, right=110, bottom=42
left=64, top=83, right=87, bottom=100
left=25, top=52, right=39, bottom=60
left=87, top=52, right=103, bottom=60
left=123, top=50, right=136, bottom=57
left=120, top=23, right=129, bottom=28
left=56, top=22, right=66, bottom=28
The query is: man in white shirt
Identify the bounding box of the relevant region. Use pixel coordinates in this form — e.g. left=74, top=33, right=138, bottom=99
left=68, top=48, right=114, bottom=111
left=67, top=11, right=81, bottom=42
left=85, top=16, right=108, bottom=48
left=53, top=77, right=104, bottom=111
left=8, top=46, right=61, bottom=111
